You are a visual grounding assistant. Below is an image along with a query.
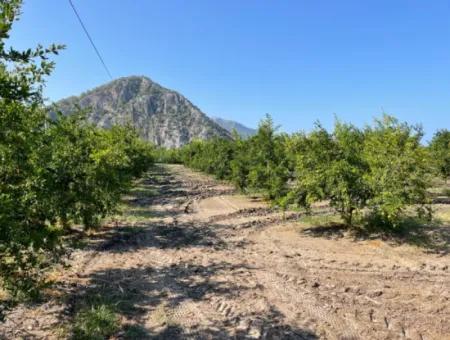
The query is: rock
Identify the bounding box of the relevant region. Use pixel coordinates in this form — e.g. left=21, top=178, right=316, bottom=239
left=53, top=76, right=231, bottom=148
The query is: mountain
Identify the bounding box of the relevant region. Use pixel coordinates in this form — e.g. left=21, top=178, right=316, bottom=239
left=53, top=76, right=231, bottom=148
left=211, top=117, right=256, bottom=138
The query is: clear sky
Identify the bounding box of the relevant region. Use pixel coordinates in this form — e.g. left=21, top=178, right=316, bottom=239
left=9, top=0, right=450, bottom=140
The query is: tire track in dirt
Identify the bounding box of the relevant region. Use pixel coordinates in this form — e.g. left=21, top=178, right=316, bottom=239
left=246, top=225, right=449, bottom=339
left=2, top=164, right=449, bottom=339
left=172, top=164, right=449, bottom=339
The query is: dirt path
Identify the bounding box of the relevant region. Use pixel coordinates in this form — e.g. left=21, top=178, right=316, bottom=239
left=1, top=164, right=449, bottom=339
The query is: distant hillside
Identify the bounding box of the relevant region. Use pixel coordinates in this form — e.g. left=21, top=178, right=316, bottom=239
left=211, top=117, right=256, bottom=138
left=53, top=76, right=231, bottom=148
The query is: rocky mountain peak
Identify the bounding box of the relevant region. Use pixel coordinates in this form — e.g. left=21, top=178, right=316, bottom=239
left=54, top=76, right=231, bottom=148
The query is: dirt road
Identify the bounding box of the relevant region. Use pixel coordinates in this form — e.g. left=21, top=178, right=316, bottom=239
left=1, top=164, right=449, bottom=339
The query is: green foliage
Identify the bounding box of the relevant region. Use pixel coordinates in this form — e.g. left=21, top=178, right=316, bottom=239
left=244, top=116, right=290, bottom=200
left=42, top=112, right=154, bottom=229
left=229, top=134, right=251, bottom=189
left=293, top=121, right=369, bottom=226
left=429, top=129, right=450, bottom=181
left=0, top=1, right=154, bottom=299
left=0, top=0, right=65, bottom=298
left=154, top=147, right=182, bottom=164
left=0, top=0, right=64, bottom=103
left=180, top=138, right=235, bottom=180
left=178, top=115, right=290, bottom=200
left=363, top=115, right=432, bottom=227
left=292, top=115, right=431, bottom=229
left=72, top=305, right=120, bottom=340
left=178, top=114, right=433, bottom=231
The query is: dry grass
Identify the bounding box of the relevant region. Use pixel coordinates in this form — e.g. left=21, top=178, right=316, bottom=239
left=435, top=205, right=450, bottom=223
left=0, top=287, right=9, bottom=301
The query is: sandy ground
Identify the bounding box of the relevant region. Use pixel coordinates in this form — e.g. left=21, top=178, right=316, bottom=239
left=1, top=164, right=449, bottom=339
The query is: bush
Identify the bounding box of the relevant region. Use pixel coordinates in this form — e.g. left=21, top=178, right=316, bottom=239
left=292, top=115, right=432, bottom=229
left=180, top=137, right=235, bottom=180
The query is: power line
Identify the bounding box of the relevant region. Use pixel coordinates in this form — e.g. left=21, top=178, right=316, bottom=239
left=68, top=0, right=113, bottom=80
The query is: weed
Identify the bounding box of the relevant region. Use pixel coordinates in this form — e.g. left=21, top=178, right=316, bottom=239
left=72, top=304, right=119, bottom=340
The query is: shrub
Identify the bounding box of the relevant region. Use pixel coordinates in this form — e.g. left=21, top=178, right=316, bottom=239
left=292, top=115, right=432, bottom=229
left=229, top=136, right=252, bottom=190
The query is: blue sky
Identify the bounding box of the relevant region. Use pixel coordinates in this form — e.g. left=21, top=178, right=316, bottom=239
left=9, top=0, right=450, bottom=140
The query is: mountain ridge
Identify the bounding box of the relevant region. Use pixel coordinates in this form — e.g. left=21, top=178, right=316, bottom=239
left=211, top=117, right=256, bottom=138
left=54, top=76, right=231, bottom=148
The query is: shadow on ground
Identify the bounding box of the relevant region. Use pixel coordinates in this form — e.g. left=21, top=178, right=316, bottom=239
left=300, top=217, right=450, bottom=254
left=68, top=261, right=246, bottom=318
left=66, top=260, right=317, bottom=339
left=145, top=307, right=318, bottom=339
left=89, top=219, right=231, bottom=253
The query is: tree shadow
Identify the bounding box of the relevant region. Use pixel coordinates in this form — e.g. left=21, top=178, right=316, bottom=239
left=67, top=261, right=248, bottom=319
left=1, top=165, right=317, bottom=338
left=364, top=217, right=450, bottom=254
left=126, top=173, right=186, bottom=207
left=147, top=309, right=318, bottom=339
left=61, top=261, right=319, bottom=339
left=302, top=223, right=349, bottom=239
left=65, top=262, right=317, bottom=339
left=300, top=217, right=450, bottom=254
left=90, top=219, right=229, bottom=253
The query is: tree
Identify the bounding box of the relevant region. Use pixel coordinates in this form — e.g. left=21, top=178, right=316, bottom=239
left=178, top=114, right=434, bottom=231
left=293, top=121, right=369, bottom=226
left=234, top=115, right=289, bottom=200
left=178, top=115, right=290, bottom=201
left=363, top=115, right=432, bottom=227
left=0, top=1, right=153, bottom=298
left=429, top=129, right=450, bottom=182
left=0, top=0, right=65, bottom=297
left=42, top=114, right=153, bottom=229
left=229, top=135, right=251, bottom=190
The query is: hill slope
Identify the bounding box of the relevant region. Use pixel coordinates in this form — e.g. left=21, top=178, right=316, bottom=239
left=54, top=76, right=231, bottom=147
left=211, top=117, right=256, bottom=138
